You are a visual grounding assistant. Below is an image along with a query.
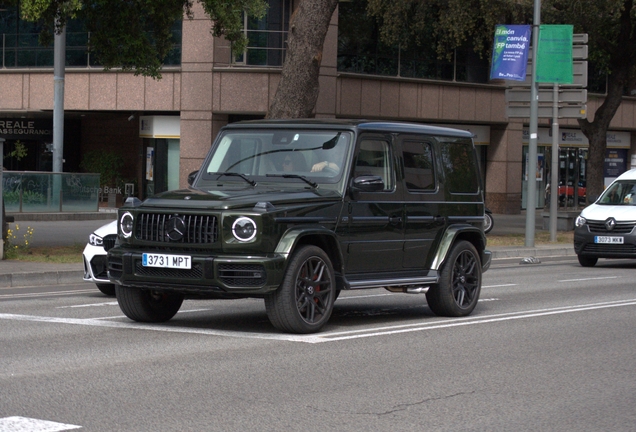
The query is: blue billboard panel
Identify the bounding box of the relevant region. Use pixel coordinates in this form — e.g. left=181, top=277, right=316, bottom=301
left=490, top=25, right=531, bottom=81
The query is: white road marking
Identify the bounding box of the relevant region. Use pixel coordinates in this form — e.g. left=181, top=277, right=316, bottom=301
left=338, top=293, right=392, bottom=300
left=558, top=276, right=619, bottom=283
left=0, top=290, right=96, bottom=299
left=0, top=416, right=81, bottom=432
left=57, top=302, right=119, bottom=309
left=482, top=283, right=517, bottom=288
left=1, top=299, right=634, bottom=344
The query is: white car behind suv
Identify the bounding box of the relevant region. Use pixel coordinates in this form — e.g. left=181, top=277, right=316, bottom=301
left=83, top=220, right=118, bottom=295
left=574, top=168, right=636, bottom=267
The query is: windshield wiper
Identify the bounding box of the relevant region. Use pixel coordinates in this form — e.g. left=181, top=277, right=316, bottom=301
left=267, top=174, right=318, bottom=188
left=212, top=172, right=256, bottom=186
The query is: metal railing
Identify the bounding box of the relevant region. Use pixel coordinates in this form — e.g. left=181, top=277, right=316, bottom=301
left=2, top=171, right=100, bottom=213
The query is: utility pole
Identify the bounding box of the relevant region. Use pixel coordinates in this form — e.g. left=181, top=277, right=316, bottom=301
left=525, top=0, right=541, bottom=247
left=53, top=23, right=65, bottom=173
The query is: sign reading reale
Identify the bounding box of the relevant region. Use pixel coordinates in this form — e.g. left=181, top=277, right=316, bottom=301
left=0, top=119, right=53, bottom=139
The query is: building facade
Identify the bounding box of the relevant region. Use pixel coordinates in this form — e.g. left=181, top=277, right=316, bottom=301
left=1, top=1, right=636, bottom=213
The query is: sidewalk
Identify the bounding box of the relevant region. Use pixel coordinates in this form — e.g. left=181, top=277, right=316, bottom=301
left=0, top=210, right=575, bottom=289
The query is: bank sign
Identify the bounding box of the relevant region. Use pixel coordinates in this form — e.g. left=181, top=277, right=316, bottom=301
left=490, top=25, right=531, bottom=81
left=0, top=119, right=53, bottom=140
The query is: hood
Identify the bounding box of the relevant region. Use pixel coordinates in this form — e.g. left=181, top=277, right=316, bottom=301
left=580, top=203, right=636, bottom=222
left=139, top=186, right=341, bottom=210
left=94, top=220, right=117, bottom=237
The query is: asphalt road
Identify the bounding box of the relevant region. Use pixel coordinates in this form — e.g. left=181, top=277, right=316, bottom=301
left=1, top=255, right=635, bottom=431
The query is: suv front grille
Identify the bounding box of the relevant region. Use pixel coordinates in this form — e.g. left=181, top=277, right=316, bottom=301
left=136, top=213, right=218, bottom=244
left=587, top=220, right=636, bottom=234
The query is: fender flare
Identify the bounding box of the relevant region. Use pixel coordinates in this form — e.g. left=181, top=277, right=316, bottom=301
left=430, top=225, right=486, bottom=271
left=274, top=226, right=345, bottom=272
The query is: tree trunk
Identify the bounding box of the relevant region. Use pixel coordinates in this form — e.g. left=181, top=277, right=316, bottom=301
left=267, top=0, right=339, bottom=119
left=578, top=68, right=626, bottom=204
left=579, top=0, right=634, bottom=204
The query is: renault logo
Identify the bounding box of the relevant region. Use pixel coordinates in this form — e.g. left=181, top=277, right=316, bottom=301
left=605, top=217, right=616, bottom=231
left=166, top=216, right=186, bottom=241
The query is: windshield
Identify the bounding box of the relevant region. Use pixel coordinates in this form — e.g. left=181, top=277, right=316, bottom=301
left=598, top=180, right=636, bottom=205
left=197, top=129, right=352, bottom=190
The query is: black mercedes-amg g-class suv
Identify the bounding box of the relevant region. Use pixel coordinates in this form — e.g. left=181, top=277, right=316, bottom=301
left=108, top=120, right=491, bottom=333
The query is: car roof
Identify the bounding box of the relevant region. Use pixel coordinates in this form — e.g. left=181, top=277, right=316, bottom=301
left=616, top=168, right=636, bottom=181
left=221, top=119, right=474, bottom=139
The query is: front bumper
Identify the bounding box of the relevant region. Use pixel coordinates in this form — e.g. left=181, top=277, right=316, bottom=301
left=107, top=248, right=286, bottom=296
left=574, top=225, right=636, bottom=259
left=82, top=244, right=110, bottom=284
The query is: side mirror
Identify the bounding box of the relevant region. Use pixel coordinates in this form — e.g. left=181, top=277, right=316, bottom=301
left=351, top=175, right=384, bottom=193
left=187, top=170, right=199, bottom=186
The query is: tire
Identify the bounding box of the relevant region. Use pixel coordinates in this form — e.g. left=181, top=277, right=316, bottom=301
left=96, top=283, right=116, bottom=296
left=577, top=255, right=598, bottom=267
left=484, top=212, right=494, bottom=234
left=265, top=245, right=336, bottom=334
left=116, top=285, right=184, bottom=323
left=426, top=240, right=482, bottom=317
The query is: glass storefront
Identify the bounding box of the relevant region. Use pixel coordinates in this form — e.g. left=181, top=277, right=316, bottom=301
left=522, top=128, right=630, bottom=210
left=523, top=146, right=589, bottom=210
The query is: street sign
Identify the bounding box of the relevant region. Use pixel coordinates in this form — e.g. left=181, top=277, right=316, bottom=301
left=506, top=88, right=587, bottom=103
left=520, top=60, right=588, bottom=87
left=529, top=45, right=588, bottom=60
left=506, top=104, right=587, bottom=119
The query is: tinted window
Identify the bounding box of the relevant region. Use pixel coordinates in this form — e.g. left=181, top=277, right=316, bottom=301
left=403, top=140, right=435, bottom=191
left=439, top=140, right=479, bottom=194
left=354, top=139, right=394, bottom=191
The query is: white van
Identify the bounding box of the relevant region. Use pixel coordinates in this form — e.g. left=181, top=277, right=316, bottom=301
left=574, top=168, right=636, bottom=266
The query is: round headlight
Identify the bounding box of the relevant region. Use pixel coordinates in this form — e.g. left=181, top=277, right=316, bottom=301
left=575, top=215, right=586, bottom=227
left=120, top=212, right=134, bottom=238
left=232, top=217, right=257, bottom=242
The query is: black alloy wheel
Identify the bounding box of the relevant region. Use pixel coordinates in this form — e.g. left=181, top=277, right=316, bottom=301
left=426, top=240, right=482, bottom=317
left=265, top=245, right=336, bottom=334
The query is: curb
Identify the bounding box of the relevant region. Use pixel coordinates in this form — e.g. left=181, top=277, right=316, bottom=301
left=491, top=246, right=575, bottom=259
left=1, top=247, right=577, bottom=289
left=0, top=270, right=84, bottom=288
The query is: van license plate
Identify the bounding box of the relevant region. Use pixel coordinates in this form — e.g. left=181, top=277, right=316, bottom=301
left=142, top=253, right=192, bottom=269
left=594, top=236, right=623, bottom=244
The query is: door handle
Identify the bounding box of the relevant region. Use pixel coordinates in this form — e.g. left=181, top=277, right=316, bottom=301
left=434, top=216, right=446, bottom=224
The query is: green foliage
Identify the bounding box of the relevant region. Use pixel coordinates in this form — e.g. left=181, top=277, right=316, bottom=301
left=366, top=0, right=532, bottom=61
left=80, top=150, right=124, bottom=187
left=199, top=0, right=267, bottom=56
left=18, top=0, right=267, bottom=78
left=4, top=224, right=35, bottom=259
left=5, top=140, right=28, bottom=162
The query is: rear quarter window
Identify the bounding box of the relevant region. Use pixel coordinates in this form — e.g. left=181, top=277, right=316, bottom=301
left=439, top=139, right=480, bottom=194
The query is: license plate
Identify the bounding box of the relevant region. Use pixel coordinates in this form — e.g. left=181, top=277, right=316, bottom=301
left=142, top=253, right=191, bottom=269
left=594, top=236, right=624, bottom=244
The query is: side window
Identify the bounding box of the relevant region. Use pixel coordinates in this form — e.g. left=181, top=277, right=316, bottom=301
left=354, top=139, right=394, bottom=191
left=403, top=140, right=436, bottom=191
left=439, top=140, right=480, bottom=194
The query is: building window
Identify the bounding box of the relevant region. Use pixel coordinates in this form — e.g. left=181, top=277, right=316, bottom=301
left=0, top=5, right=182, bottom=68
left=337, top=0, right=489, bottom=83
left=235, top=0, right=291, bottom=66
